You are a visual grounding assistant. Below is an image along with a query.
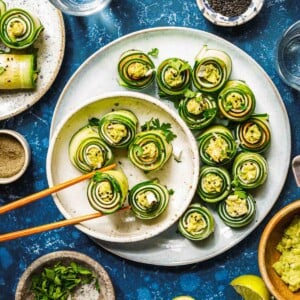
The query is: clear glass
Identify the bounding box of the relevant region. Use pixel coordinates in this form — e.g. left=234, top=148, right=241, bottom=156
left=49, top=0, right=111, bottom=16
left=276, top=21, right=300, bottom=91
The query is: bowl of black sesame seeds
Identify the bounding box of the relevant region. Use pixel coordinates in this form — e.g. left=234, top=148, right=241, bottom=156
left=196, top=0, right=264, bottom=27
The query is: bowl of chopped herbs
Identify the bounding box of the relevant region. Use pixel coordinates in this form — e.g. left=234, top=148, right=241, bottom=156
left=15, top=251, right=115, bottom=300
left=196, top=0, right=264, bottom=27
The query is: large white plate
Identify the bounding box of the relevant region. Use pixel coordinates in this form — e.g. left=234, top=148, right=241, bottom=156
left=0, top=0, right=65, bottom=120
left=50, top=27, right=291, bottom=266
left=47, top=92, right=199, bottom=243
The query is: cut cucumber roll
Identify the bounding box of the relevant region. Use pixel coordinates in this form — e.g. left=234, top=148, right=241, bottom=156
left=197, top=125, right=237, bottom=166
left=178, top=203, right=215, bottom=241
left=235, top=114, right=271, bottom=153
left=128, top=118, right=175, bottom=172
left=156, top=57, right=192, bottom=98
left=128, top=179, right=170, bottom=220
left=218, top=80, right=256, bottom=122
left=0, top=53, right=37, bottom=89
left=218, top=190, right=256, bottom=228
left=87, top=169, right=128, bottom=214
left=178, top=90, right=217, bottom=131
left=197, top=165, right=231, bottom=203
left=0, top=8, right=44, bottom=49
left=117, top=49, right=156, bottom=89
left=69, top=125, right=114, bottom=173
left=192, top=45, right=232, bottom=93
left=232, top=152, right=268, bottom=189
left=98, top=109, right=138, bottom=148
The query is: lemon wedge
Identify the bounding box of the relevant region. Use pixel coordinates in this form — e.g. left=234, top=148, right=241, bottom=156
left=230, top=274, right=271, bottom=300
left=172, top=296, right=195, bottom=300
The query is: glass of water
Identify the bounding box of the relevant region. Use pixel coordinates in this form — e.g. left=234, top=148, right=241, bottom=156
left=49, top=0, right=111, bottom=16
left=276, top=21, right=300, bottom=91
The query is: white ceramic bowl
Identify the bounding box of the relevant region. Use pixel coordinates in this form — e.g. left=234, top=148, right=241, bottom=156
left=196, top=0, right=265, bottom=27
left=0, top=129, right=31, bottom=184
left=15, top=250, right=115, bottom=300
left=46, top=91, right=199, bottom=243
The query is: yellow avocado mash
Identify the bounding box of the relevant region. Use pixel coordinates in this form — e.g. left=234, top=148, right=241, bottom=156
left=272, top=215, right=300, bottom=292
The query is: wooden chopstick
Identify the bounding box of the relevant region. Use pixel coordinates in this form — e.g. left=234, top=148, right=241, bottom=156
left=0, top=206, right=131, bottom=243
left=0, top=163, right=117, bottom=214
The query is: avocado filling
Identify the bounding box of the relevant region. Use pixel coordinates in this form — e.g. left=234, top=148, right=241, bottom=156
left=186, top=212, right=207, bottom=235
left=127, top=62, right=150, bottom=80
left=164, top=67, right=184, bottom=87
left=244, top=124, right=262, bottom=144
left=202, top=173, right=223, bottom=193
left=85, top=145, right=104, bottom=169
left=97, top=180, right=113, bottom=202
left=198, top=63, right=221, bottom=85
left=239, top=162, right=258, bottom=183
left=205, top=135, right=229, bottom=163
left=106, top=123, right=127, bottom=143
left=136, top=191, right=158, bottom=210
left=225, top=92, right=245, bottom=111
left=187, top=98, right=208, bottom=115
left=139, top=142, right=158, bottom=162
left=225, top=194, right=248, bottom=217
left=8, top=20, right=26, bottom=39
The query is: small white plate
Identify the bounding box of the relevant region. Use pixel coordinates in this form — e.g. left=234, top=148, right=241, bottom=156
left=0, top=0, right=65, bottom=120
left=47, top=91, right=199, bottom=243
left=196, top=0, right=264, bottom=27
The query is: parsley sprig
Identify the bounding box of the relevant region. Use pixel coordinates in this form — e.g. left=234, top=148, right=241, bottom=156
left=141, top=118, right=177, bottom=143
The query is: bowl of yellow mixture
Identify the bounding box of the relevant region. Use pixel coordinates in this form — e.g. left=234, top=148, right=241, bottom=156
left=258, top=200, right=300, bottom=300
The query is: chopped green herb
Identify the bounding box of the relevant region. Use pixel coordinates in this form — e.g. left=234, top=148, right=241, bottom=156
left=141, top=118, right=177, bottom=143
left=0, top=66, right=5, bottom=75
left=148, top=48, right=159, bottom=57
left=30, top=261, right=99, bottom=300
left=88, top=117, right=100, bottom=127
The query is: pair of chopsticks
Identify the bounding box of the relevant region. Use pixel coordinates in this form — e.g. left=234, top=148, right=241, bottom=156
left=0, top=163, right=129, bottom=242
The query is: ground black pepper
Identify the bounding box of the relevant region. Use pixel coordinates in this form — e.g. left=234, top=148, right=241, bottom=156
left=207, top=0, right=252, bottom=17
left=0, top=133, right=25, bottom=178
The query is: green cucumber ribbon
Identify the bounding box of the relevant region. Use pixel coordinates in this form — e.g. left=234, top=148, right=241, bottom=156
left=128, top=179, right=169, bottom=220
left=118, top=49, right=156, bottom=89
left=0, top=8, right=44, bottom=49
left=178, top=203, right=215, bottom=241
left=156, top=57, right=192, bottom=98
left=98, top=109, right=138, bottom=148
left=0, top=0, right=6, bottom=17
left=235, top=114, right=271, bottom=153
left=178, top=90, right=217, bottom=131
left=192, top=45, right=232, bottom=93
left=0, top=53, right=37, bottom=89
left=197, top=165, right=231, bottom=203
left=197, top=125, right=237, bottom=166
left=218, top=190, right=256, bottom=228
left=87, top=169, right=128, bottom=214
left=128, top=129, right=173, bottom=172
left=68, top=125, right=114, bottom=173
left=232, top=152, right=268, bottom=189
left=218, top=80, right=256, bottom=121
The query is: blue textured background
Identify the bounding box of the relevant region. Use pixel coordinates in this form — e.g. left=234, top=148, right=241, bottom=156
left=1, top=0, right=300, bottom=299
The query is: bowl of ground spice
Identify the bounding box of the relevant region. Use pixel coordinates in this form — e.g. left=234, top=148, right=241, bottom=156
left=0, top=129, right=31, bottom=184
left=196, top=0, right=264, bottom=27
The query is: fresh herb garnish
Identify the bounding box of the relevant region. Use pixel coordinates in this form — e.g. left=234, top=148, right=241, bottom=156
left=88, top=117, right=100, bottom=127
left=169, top=58, right=190, bottom=74
left=148, top=48, right=159, bottom=58
left=141, top=118, right=177, bottom=143
left=30, top=261, right=99, bottom=300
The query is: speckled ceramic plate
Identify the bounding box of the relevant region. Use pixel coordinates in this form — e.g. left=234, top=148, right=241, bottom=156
left=47, top=92, right=199, bottom=243
left=15, top=251, right=115, bottom=300
left=0, top=0, right=65, bottom=121
left=49, top=27, right=291, bottom=266
left=196, top=0, right=264, bottom=27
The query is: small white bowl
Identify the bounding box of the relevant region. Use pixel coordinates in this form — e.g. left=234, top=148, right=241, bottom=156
left=196, top=0, right=265, bottom=27
left=0, top=129, right=31, bottom=184
left=15, top=251, right=115, bottom=300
